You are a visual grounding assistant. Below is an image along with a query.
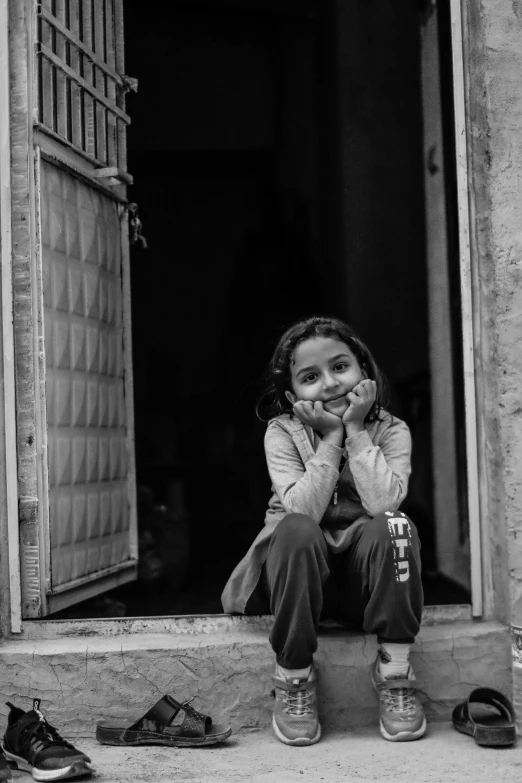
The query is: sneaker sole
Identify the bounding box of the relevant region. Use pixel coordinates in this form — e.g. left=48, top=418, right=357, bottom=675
left=0, top=765, right=12, bottom=782
left=379, top=716, right=427, bottom=742
left=271, top=715, right=321, bottom=746
left=96, top=723, right=232, bottom=747
left=3, top=750, right=92, bottom=781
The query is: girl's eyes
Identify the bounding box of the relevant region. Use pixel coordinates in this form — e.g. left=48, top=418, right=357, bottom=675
left=302, top=364, right=348, bottom=383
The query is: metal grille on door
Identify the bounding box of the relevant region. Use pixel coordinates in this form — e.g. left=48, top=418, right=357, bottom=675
left=36, top=0, right=131, bottom=175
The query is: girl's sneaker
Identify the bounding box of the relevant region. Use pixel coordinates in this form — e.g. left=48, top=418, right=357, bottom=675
left=371, top=656, right=427, bottom=742
left=3, top=699, right=93, bottom=781
left=272, top=666, right=321, bottom=746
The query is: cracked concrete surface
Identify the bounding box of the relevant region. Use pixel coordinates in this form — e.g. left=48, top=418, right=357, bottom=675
left=0, top=622, right=510, bottom=737
left=14, top=724, right=519, bottom=783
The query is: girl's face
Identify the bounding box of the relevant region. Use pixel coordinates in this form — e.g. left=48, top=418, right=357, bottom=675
left=285, top=336, right=367, bottom=418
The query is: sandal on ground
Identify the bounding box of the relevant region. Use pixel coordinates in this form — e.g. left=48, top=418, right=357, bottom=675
left=452, top=688, right=516, bottom=746
left=96, top=695, right=232, bottom=747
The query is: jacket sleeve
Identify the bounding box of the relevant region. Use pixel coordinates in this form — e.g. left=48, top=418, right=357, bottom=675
left=264, top=421, right=343, bottom=522
left=345, top=418, right=412, bottom=517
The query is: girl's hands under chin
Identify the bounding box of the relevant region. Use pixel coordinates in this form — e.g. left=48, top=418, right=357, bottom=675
left=342, top=379, right=377, bottom=434
left=292, top=400, right=344, bottom=446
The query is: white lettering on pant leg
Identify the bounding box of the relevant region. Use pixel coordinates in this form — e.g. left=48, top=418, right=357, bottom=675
left=386, top=517, right=412, bottom=582
left=388, top=518, right=407, bottom=536
left=394, top=538, right=408, bottom=559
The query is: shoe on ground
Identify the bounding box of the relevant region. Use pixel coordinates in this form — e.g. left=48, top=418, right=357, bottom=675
left=272, top=666, right=321, bottom=746
left=0, top=746, right=12, bottom=782
left=3, top=699, right=93, bottom=781
left=371, top=655, right=427, bottom=742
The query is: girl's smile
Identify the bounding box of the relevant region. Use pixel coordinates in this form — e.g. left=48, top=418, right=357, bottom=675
left=285, top=336, right=367, bottom=418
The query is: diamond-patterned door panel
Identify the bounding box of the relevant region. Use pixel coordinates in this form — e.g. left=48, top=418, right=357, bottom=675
left=41, top=160, right=130, bottom=588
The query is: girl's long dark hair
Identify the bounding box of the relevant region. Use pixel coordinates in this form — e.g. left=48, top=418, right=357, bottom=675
left=256, top=315, right=390, bottom=423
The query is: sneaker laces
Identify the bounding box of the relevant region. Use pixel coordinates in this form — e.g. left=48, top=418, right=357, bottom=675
left=16, top=718, right=79, bottom=764
left=283, top=685, right=313, bottom=716
left=382, top=685, right=416, bottom=714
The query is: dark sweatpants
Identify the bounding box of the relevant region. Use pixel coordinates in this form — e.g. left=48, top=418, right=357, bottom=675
left=260, top=512, right=423, bottom=669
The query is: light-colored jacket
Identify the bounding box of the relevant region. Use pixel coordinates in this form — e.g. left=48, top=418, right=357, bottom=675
left=221, top=411, right=412, bottom=614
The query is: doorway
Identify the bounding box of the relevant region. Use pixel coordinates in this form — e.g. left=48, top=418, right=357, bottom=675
left=49, top=0, right=470, bottom=619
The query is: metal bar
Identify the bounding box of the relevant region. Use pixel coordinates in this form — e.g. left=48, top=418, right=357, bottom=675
left=38, top=4, right=123, bottom=86
left=113, top=0, right=123, bottom=78
left=92, top=0, right=106, bottom=163
left=81, top=0, right=95, bottom=157
left=67, top=0, right=83, bottom=149
left=92, top=165, right=132, bottom=184
left=38, top=45, right=130, bottom=122
left=53, top=0, right=68, bottom=140
left=38, top=0, right=55, bottom=130
left=113, top=0, right=125, bottom=169
left=104, top=0, right=117, bottom=167
left=39, top=15, right=55, bottom=130
left=38, top=144, right=128, bottom=201
left=0, top=0, right=22, bottom=633
left=48, top=559, right=138, bottom=594
left=45, top=563, right=137, bottom=614
left=35, top=121, right=107, bottom=167
left=449, top=0, right=482, bottom=618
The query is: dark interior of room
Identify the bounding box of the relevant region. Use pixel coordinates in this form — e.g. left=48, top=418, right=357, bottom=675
left=51, top=0, right=470, bottom=619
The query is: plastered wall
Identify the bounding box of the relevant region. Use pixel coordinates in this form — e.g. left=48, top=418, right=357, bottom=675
left=466, top=0, right=522, bottom=623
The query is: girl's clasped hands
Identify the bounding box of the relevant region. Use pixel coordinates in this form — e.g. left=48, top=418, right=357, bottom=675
left=292, top=379, right=377, bottom=440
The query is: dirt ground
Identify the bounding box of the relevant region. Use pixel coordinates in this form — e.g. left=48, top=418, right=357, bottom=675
left=17, top=722, right=521, bottom=783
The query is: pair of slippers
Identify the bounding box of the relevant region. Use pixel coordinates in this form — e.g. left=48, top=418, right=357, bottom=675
left=96, top=688, right=517, bottom=749
left=452, top=688, right=516, bottom=747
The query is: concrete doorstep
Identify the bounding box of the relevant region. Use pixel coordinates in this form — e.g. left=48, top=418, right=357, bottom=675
left=0, top=620, right=511, bottom=736
left=0, top=618, right=515, bottom=781
left=19, top=723, right=522, bottom=783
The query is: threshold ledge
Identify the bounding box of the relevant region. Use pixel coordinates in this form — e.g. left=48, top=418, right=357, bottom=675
left=17, top=604, right=472, bottom=640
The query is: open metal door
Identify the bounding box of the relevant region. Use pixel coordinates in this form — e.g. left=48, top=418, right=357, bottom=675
left=16, top=0, right=137, bottom=617
left=420, top=5, right=471, bottom=592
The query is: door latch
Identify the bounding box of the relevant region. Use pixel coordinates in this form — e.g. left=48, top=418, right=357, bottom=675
left=129, top=203, right=148, bottom=249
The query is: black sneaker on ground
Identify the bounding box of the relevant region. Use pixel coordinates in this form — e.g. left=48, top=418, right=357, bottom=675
left=3, top=700, right=93, bottom=781
left=0, top=746, right=12, bottom=781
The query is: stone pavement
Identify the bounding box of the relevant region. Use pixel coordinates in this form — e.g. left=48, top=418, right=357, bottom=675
left=18, top=723, right=520, bottom=783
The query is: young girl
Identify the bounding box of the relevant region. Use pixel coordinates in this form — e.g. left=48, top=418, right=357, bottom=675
left=221, top=315, right=424, bottom=746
